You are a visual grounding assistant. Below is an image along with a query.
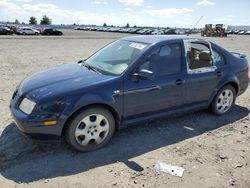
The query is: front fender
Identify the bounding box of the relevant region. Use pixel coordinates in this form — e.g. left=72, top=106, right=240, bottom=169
left=58, top=88, right=123, bottom=134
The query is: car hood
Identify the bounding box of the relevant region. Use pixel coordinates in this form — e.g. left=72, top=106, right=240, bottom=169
left=18, top=63, right=114, bottom=102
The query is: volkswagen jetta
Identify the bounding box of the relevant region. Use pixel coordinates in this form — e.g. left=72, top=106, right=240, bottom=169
left=10, top=35, right=249, bottom=152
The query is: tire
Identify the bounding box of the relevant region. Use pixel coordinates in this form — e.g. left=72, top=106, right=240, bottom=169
left=210, top=85, right=236, bottom=115
left=65, top=107, right=115, bottom=152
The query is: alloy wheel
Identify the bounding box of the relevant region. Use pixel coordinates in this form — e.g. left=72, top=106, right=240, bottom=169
left=74, top=114, right=109, bottom=146
left=216, top=89, right=234, bottom=113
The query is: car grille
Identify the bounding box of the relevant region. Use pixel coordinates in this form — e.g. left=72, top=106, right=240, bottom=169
left=12, top=90, right=18, bottom=100
left=11, top=90, right=22, bottom=108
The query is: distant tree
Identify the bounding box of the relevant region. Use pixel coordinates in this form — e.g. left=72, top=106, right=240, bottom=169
left=14, top=19, right=20, bottom=24
left=133, top=25, right=137, bottom=28
left=29, top=16, right=37, bottom=25
left=126, top=23, right=130, bottom=28
left=40, top=15, right=52, bottom=25
left=103, top=23, right=107, bottom=27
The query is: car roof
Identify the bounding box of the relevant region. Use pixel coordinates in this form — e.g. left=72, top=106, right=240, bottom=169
left=122, top=35, right=195, bottom=44
left=19, top=27, right=32, bottom=29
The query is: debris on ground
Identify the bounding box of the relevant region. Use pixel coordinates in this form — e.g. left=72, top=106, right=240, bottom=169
left=154, top=161, right=185, bottom=178
left=234, top=163, right=244, bottom=169
left=218, top=154, right=228, bottom=160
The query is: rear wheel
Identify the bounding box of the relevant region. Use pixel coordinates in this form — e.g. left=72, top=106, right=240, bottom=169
left=210, top=85, right=236, bottom=115
left=65, top=107, right=115, bottom=152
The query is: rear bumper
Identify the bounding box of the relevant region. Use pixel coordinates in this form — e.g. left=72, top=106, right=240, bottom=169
left=238, top=76, right=249, bottom=96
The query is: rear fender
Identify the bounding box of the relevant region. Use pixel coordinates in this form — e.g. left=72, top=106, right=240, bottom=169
left=208, top=75, right=239, bottom=104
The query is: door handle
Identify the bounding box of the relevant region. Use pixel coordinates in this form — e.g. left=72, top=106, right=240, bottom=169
left=217, top=71, right=223, bottom=77
left=175, top=79, right=183, bottom=85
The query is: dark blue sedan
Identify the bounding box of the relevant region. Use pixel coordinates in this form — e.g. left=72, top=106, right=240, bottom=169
left=10, top=35, right=249, bottom=151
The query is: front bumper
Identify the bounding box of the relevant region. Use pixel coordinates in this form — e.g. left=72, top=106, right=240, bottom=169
left=10, top=97, right=65, bottom=140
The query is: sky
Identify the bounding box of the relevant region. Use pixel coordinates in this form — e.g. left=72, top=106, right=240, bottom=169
left=0, top=0, right=249, bottom=28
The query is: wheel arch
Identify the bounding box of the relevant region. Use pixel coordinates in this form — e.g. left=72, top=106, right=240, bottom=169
left=209, top=80, right=239, bottom=105
left=61, top=103, right=121, bottom=137
left=224, top=81, right=239, bottom=95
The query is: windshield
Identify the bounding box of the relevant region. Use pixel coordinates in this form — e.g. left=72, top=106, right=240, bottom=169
left=85, top=40, right=149, bottom=75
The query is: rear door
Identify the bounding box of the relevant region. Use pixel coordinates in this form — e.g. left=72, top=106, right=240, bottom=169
left=184, top=39, right=222, bottom=104
left=26, top=28, right=33, bottom=34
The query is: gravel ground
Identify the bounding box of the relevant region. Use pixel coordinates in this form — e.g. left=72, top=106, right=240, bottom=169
left=0, top=30, right=249, bottom=188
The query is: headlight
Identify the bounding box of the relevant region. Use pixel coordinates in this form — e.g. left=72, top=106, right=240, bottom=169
left=19, top=98, right=36, bottom=114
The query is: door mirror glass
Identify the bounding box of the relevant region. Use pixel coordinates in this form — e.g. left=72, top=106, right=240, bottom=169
left=133, top=69, right=154, bottom=81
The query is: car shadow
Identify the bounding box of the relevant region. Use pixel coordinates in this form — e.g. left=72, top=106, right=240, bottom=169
left=0, top=105, right=249, bottom=183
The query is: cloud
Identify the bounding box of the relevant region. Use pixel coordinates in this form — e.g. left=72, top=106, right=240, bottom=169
left=22, top=3, right=58, bottom=12
left=146, top=5, right=152, bottom=9
left=196, top=0, right=215, bottom=6
left=15, top=0, right=33, bottom=2
left=1, top=0, right=33, bottom=2
left=124, top=7, right=132, bottom=11
left=93, top=1, right=108, bottom=5
left=118, top=0, right=144, bottom=6
left=145, top=8, right=193, bottom=18
left=0, top=1, right=20, bottom=10
left=0, top=1, right=143, bottom=25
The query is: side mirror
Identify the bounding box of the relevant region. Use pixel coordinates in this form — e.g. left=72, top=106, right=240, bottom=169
left=132, top=69, right=155, bottom=81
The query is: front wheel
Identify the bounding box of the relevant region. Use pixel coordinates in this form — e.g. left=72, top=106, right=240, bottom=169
left=210, top=85, right=236, bottom=115
left=65, top=107, right=115, bottom=152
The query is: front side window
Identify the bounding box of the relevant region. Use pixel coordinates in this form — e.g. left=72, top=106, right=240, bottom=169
left=186, top=42, right=213, bottom=70
left=85, top=40, right=149, bottom=75
left=139, top=43, right=182, bottom=76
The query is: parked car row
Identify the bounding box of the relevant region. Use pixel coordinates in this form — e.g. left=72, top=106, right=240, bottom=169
left=0, top=25, right=63, bottom=36
left=227, top=30, right=250, bottom=35
left=75, top=26, right=199, bottom=35
left=0, top=26, right=14, bottom=35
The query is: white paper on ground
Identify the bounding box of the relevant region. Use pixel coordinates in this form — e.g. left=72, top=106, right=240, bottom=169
left=154, top=161, right=185, bottom=177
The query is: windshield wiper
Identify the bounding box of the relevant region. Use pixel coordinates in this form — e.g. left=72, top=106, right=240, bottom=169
left=82, top=63, right=100, bottom=73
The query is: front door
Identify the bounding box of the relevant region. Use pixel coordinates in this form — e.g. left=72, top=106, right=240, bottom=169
left=123, top=42, right=186, bottom=120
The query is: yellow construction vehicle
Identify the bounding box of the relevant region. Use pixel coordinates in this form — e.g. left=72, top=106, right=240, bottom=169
left=201, top=24, right=227, bottom=37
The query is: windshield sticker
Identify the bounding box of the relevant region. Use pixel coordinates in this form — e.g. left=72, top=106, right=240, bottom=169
left=129, top=43, right=147, bottom=50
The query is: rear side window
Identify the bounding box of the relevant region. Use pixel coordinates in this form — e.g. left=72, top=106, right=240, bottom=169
left=213, top=49, right=226, bottom=67
left=186, top=42, right=213, bottom=70
left=140, top=43, right=182, bottom=76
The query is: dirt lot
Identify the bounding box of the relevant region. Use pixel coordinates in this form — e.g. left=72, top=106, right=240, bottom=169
left=0, top=30, right=249, bottom=188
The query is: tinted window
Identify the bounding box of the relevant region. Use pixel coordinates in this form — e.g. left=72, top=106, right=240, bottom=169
left=187, top=42, right=213, bottom=70
left=213, top=49, right=226, bottom=67
left=140, top=43, right=182, bottom=76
